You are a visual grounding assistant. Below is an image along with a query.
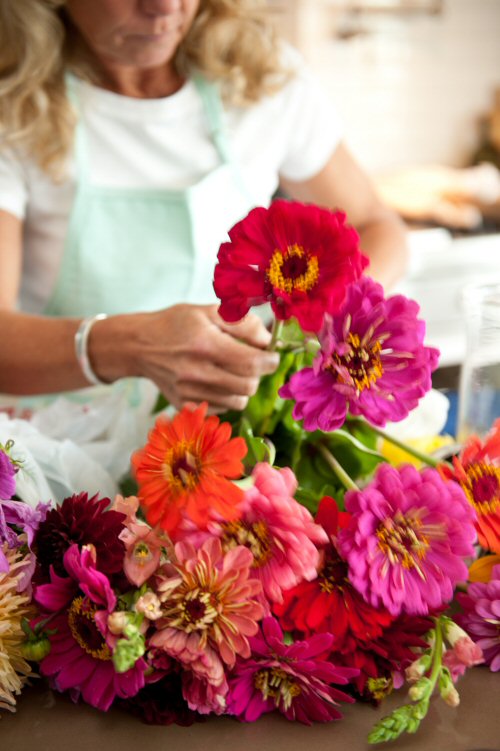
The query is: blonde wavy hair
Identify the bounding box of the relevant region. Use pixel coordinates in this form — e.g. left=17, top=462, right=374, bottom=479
left=0, top=0, right=289, bottom=179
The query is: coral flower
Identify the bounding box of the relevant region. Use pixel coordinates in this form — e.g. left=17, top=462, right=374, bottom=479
left=338, top=464, right=477, bottom=616
left=279, top=277, right=439, bottom=432
left=0, top=546, right=33, bottom=713
left=35, top=545, right=146, bottom=711
left=214, top=200, right=367, bottom=331
left=273, top=497, right=393, bottom=651
left=439, top=418, right=500, bottom=554
left=150, top=537, right=263, bottom=668
left=456, top=564, right=500, bottom=671
left=132, top=403, right=247, bottom=535
left=179, top=463, right=327, bottom=607
left=226, top=617, right=357, bottom=724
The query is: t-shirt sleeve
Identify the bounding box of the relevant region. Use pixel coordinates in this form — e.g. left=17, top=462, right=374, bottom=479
left=0, top=146, right=28, bottom=219
left=276, top=46, right=344, bottom=182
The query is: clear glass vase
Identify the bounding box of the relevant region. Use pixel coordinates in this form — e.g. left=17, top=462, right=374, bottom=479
left=457, top=282, right=500, bottom=442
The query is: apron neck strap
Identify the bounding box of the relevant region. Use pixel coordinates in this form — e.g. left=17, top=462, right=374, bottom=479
left=192, top=74, right=232, bottom=165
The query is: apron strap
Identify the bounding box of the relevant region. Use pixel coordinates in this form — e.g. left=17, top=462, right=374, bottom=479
left=65, top=75, right=91, bottom=188
left=192, top=74, right=232, bottom=165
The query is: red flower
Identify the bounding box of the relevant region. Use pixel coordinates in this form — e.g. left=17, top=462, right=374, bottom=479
left=214, top=200, right=367, bottom=332
left=440, top=418, right=500, bottom=553
left=131, top=403, right=247, bottom=535
left=272, top=498, right=393, bottom=652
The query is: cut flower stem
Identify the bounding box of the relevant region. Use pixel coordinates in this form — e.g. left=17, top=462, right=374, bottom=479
left=351, top=419, right=450, bottom=469
left=317, top=442, right=359, bottom=491
left=268, top=319, right=284, bottom=351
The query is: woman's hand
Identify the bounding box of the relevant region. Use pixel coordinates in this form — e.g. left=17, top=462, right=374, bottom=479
left=92, top=304, right=280, bottom=413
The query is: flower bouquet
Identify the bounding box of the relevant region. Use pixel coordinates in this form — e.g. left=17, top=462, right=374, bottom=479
left=1, top=200, right=499, bottom=742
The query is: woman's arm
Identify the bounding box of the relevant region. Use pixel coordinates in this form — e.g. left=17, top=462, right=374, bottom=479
left=280, top=142, right=409, bottom=289
left=0, top=210, right=279, bottom=409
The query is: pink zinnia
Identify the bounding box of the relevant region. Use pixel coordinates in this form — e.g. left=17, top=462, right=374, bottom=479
left=178, top=463, right=327, bottom=608
left=456, top=564, right=500, bottom=671
left=214, top=200, right=367, bottom=331
left=227, top=617, right=357, bottom=724
left=279, top=277, right=439, bottom=432
left=150, top=537, right=263, bottom=668
left=35, top=545, right=146, bottom=711
left=338, top=464, right=477, bottom=616
left=0, top=447, right=17, bottom=500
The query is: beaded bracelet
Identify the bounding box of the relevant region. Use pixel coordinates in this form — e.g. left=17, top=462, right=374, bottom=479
left=74, top=313, right=108, bottom=386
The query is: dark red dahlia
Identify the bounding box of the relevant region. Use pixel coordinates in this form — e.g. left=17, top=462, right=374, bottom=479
left=332, top=614, right=434, bottom=703
left=118, top=672, right=201, bottom=726
left=34, top=492, right=126, bottom=580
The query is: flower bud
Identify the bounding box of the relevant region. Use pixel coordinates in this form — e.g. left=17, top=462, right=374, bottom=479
left=107, top=611, right=129, bottom=635
left=21, top=635, right=51, bottom=661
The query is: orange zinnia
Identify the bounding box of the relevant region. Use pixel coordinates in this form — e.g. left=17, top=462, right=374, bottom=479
left=131, top=403, right=247, bottom=535
left=439, top=418, right=500, bottom=554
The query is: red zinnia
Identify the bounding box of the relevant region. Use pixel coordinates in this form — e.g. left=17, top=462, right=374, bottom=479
left=213, top=200, right=367, bottom=332
left=439, top=418, right=500, bottom=553
left=273, top=497, right=393, bottom=652
left=131, top=403, right=247, bottom=535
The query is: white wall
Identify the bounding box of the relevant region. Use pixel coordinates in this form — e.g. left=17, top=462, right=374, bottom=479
left=305, top=0, right=500, bottom=173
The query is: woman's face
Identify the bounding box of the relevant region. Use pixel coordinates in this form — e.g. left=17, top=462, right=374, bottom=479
left=64, top=0, right=201, bottom=71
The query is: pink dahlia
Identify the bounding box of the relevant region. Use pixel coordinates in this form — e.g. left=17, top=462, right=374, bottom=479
left=214, top=200, right=367, bottom=331
left=150, top=537, right=263, bottom=668
left=178, top=463, right=327, bottom=608
left=279, top=277, right=439, bottom=432
left=456, top=564, right=500, bottom=671
left=338, top=463, right=477, bottom=616
left=0, top=447, right=17, bottom=500
left=226, top=617, right=357, bottom=724
left=35, top=544, right=146, bottom=710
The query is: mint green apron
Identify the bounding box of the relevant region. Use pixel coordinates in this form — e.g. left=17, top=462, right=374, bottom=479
left=45, top=75, right=254, bottom=317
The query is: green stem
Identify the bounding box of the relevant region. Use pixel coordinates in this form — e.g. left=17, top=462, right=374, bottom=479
left=268, top=319, right=284, bottom=351
left=317, top=442, right=360, bottom=491
left=361, top=422, right=446, bottom=469
left=427, top=618, right=444, bottom=692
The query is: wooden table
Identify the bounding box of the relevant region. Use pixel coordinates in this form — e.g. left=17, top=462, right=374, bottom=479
left=2, top=667, right=499, bottom=751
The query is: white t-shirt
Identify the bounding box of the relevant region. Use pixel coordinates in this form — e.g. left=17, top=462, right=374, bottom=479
left=0, top=52, right=343, bottom=314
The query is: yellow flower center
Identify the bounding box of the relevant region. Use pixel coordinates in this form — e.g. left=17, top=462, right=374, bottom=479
left=327, top=332, right=384, bottom=393
left=376, top=511, right=431, bottom=576
left=461, top=462, right=500, bottom=515
left=254, top=667, right=301, bottom=710
left=266, top=244, right=319, bottom=295
left=68, top=596, right=111, bottom=661
left=318, top=556, right=349, bottom=594
left=163, top=440, right=200, bottom=494
left=220, top=520, right=272, bottom=568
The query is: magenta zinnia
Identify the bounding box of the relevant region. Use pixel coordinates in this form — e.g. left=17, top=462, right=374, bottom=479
left=35, top=544, right=146, bottom=711
left=226, top=617, right=357, bottom=724
left=214, top=200, right=367, bottom=331
left=279, top=277, right=439, bottom=432
left=456, top=564, right=500, bottom=671
left=338, top=464, right=477, bottom=616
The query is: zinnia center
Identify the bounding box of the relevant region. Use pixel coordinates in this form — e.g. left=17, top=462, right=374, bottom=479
left=376, top=512, right=430, bottom=573
left=462, top=462, right=500, bottom=515
left=318, top=554, right=349, bottom=593
left=178, top=589, right=218, bottom=632
left=254, top=667, right=301, bottom=710
left=267, top=244, right=319, bottom=295
left=164, top=441, right=200, bottom=493
left=68, top=596, right=111, bottom=661
left=220, top=520, right=272, bottom=568
left=327, top=333, right=383, bottom=393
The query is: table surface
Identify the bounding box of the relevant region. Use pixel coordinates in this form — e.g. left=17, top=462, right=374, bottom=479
left=2, top=667, right=499, bottom=751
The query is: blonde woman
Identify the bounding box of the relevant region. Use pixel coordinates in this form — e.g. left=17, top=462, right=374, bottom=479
left=0, top=0, right=407, bottom=412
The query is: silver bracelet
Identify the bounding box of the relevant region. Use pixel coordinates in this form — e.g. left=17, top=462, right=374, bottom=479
left=74, top=314, right=109, bottom=386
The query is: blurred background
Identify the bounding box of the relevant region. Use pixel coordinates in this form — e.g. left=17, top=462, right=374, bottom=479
left=267, top=0, right=500, bottom=398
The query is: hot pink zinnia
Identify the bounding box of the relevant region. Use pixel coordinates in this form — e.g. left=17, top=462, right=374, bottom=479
left=456, top=564, right=500, bottom=671
left=35, top=544, right=146, bottom=711
left=227, top=617, right=357, bottom=724
left=338, top=464, right=477, bottom=616
left=214, top=200, right=367, bottom=331
left=177, top=463, right=327, bottom=608
left=279, top=277, right=439, bottom=432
